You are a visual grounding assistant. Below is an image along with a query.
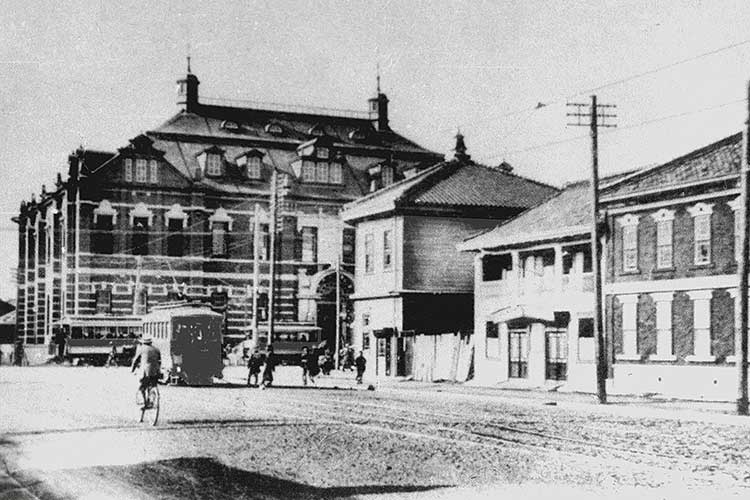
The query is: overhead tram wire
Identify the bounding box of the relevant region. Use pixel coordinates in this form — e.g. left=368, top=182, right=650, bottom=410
left=442, top=36, right=750, bottom=134
left=478, top=96, right=748, bottom=163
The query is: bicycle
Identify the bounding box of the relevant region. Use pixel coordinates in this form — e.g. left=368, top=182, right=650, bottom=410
left=136, top=379, right=160, bottom=426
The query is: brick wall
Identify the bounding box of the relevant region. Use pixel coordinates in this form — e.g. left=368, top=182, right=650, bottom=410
left=672, top=291, right=693, bottom=360
left=609, top=196, right=736, bottom=283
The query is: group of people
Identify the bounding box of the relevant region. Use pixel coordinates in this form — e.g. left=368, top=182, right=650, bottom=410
left=245, top=344, right=367, bottom=387
left=246, top=345, right=277, bottom=388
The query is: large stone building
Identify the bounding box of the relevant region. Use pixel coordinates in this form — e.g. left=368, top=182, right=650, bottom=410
left=14, top=68, right=441, bottom=362
left=342, top=135, right=557, bottom=377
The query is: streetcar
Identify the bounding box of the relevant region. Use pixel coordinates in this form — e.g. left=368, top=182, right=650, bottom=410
left=254, top=324, right=323, bottom=365
left=141, top=302, right=224, bottom=386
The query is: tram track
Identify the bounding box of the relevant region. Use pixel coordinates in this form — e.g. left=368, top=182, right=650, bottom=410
left=267, top=392, right=749, bottom=484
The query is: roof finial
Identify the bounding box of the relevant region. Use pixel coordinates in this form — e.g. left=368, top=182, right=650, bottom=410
left=376, top=62, right=381, bottom=94
left=187, top=42, right=192, bottom=74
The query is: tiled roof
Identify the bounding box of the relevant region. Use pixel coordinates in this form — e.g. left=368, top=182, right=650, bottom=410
left=411, top=163, right=557, bottom=208
left=602, top=133, right=742, bottom=199
left=458, top=180, right=591, bottom=251
left=342, top=160, right=557, bottom=222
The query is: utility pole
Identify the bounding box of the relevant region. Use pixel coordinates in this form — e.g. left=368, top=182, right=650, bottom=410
left=251, top=203, right=261, bottom=351
left=567, top=96, right=617, bottom=404
left=736, top=80, right=750, bottom=416
left=268, top=168, right=278, bottom=344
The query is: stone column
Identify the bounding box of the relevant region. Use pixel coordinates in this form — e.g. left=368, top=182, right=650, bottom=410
left=649, top=292, right=676, bottom=361
left=553, top=244, right=563, bottom=293
left=686, top=289, right=715, bottom=362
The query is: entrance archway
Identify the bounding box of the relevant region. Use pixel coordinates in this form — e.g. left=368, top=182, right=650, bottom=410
left=314, top=270, right=354, bottom=352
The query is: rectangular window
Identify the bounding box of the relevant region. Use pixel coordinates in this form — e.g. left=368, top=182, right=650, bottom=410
left=95, top=288, right=112, bottom=314
left=508, top=329, right=529, bottom=378
left=94, top=215, right=114, bottom=254
left=207, top=153, right=222, bottom=176
left=254, top=223, right=270, bottom=260
left=124, top=159, right=133, bottom=182
left=132, top=216, right=149, bottom=255
left=364, top=234, right=374, bottom=273
left=694, top=214, right=711, bottom=264
left=301, top=226, right=318, bottom=263
left=302, top=161, right=315, bottom=182
left=135, top=159, right=148, bottom=183
left=149, top=160, right=158, bottom=183
left=166, top=218, right=184, bottom=257
left=382, top=166, right=394, bottom=187
left=656, top=220, right=673, bottom=268
left=622, top=225, right=638, bottom=272
left=383, top=230, right=393, bottom=270
left=482, top=254, right=512, bottom=281
left=486, top=321, right=499, bottom=359
left=329, top=163, right=343, bottom=184
left=342, top=226, right=356, bottom=264
left=316, top=162, right=329, bottom=183
left=247, top=157, right=262, bottom=179
left=212, top=221, right=229, bottom=257
left=317, top=147, right=329, bottom=159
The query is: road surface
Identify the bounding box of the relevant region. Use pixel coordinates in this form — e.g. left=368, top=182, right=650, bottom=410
left=1, top=366, right=749, bottom=499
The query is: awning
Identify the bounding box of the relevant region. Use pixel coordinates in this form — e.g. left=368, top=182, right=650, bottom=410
left=488, top=304, right=556, bottom=324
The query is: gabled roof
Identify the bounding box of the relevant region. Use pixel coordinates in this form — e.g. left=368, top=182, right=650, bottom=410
left=458, top=180, right=591, bottom=251
left=458, top=171, right=636, bottom=252
left=341, top=159, right=558, bottom=223
left=601, top=132, right=742, bottom=200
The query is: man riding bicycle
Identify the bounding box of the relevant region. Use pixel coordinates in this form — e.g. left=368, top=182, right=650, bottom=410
left=130, top=335, right=161, bottom=405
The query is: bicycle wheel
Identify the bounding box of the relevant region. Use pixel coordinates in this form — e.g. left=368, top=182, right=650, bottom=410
left=142, top=385, right=159, bottom=426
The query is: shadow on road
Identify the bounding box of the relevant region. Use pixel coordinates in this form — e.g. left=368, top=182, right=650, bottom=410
left=21, top=456, right=450, bottom=500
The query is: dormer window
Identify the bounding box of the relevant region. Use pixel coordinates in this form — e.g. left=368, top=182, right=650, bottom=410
left=315, top=162, right=329, bottom=183
left=220, top=120, right=240, bottom=132
left=330, top=163, right=343, bottom=184
left=382, top=165, right=394, bottom=187
left=348, top=128, right=367, bottom=142
left=308, top=124, right=325, bottom=137
left=265, top=123, right=283, bottom=135
left=317, top=147, right=329, bottom=159
left=206, top=153, right=222, bottom=176
left=247, top=157, right=261, bottom=179
left=236, top=149, right=264, bottom=180
left=302, top=161, right=316, bottom=182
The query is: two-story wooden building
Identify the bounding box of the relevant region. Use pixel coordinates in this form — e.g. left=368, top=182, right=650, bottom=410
left=14, top=68, right=441, bottom=363
left=342, top=135, right=557, bottom=377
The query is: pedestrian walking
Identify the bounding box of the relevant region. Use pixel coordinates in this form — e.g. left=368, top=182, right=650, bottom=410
left=261, top=345, right=277, bottom=389
left=321, top=348, right=333, bottom=375
left=355, top=351, right=366, bottom=384
left=247, top=348, right=263, bottom=386
left=301, top=346, right=319, bottom=386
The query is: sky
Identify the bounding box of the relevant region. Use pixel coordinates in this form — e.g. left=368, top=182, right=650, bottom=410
left=2, top=0, right=750, bottom=300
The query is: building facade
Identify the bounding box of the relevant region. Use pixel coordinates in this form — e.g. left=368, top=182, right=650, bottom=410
left=601, top=133, right=745, bottom=400
left=14, top=69, right=441, bottom=362
left=342, top=136, right=557, bottom=377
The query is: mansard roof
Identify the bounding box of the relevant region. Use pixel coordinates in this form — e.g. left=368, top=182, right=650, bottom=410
left=601, top=132, right=742, bottom=200
left=341, top=159, right=557, bottom=223
left=150, top=106, right=437, bottom=156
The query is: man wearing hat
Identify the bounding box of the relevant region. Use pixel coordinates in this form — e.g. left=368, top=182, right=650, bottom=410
left=130, top=334, right=162, bottom=404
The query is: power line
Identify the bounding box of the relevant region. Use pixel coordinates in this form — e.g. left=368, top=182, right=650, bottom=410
left=441, top=36, right=750, bottom=134
left=479, top=96, right=746, bottom=162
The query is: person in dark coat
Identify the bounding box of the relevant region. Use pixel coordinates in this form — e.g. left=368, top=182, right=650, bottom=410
left=355, top=351, right=366, bottom=384
left=247, top=348, right=263, bottom=386
left=261, top=345, right=276, bottom=389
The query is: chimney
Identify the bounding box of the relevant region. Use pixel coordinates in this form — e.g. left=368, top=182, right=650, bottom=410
left=176, top=70, right=200, bottom=113
left=368, top=93, right=389, bottom=132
